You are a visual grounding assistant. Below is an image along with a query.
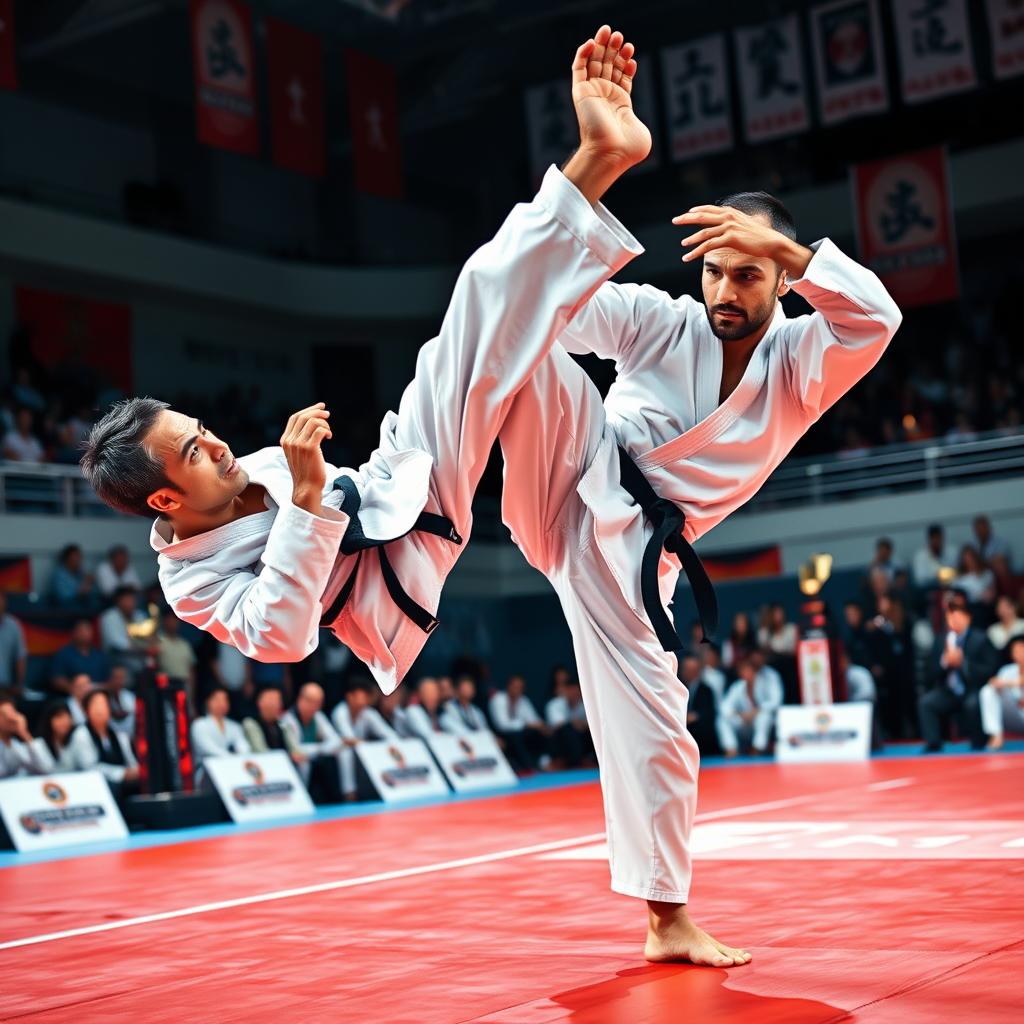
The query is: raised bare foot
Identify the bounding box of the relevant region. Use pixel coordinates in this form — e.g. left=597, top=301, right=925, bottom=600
left=644, top=904, right=751, bottom=967
left=986, top=735, right=1004, bottom=751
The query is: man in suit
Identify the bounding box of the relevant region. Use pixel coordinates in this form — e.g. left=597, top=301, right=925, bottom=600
left=679, top=653, right=720, bottom=757
left=918, top=588, right=1000, bottom=751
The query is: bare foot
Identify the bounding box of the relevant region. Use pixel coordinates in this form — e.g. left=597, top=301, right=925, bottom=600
left=644, top=903, right=751, bottom=967
left=986, top=735, right=1004, bottom=751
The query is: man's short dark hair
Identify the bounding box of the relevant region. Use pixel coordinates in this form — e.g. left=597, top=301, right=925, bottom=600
left=715, top=190, right=797, bottom=241
left=928, top=523, right=943, bottom=538
left=80, top=397, right=180, bottom=517
left=946, top=588, right=971, bottom=613
left=57, top=543, right=81, bottom=565
left=877, top=537, right=893, bottom=551
left=346, top=677, right=374, bottom=696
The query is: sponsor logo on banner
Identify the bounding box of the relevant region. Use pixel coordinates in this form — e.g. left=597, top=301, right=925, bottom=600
left=0, top=0, right=17, bottom=91
left=204, top=750, right=314, bottom=823
left=266, top=17, right=325, bottom=178
left=356, top=739, right=450, bottom=802
left=734, top=15, right=810, bottom=143
left=230, top=759, right=296, bottom=807
left=892, top=0, right=976, bottom=103
left=661, top=34, right=733, bottom=161
left=380, top=744, right=435, bottom=788
left=18, top=779, right=106, bottom=835
left=810, top=0, right=889, bottom=124
left=986, top=0, right=1024, bottom=79
left=776, top=702, right=873, bottom=763
left=450, top=737, right=501, bottom=778
left=853, top=146, right=959, bottom=307
left=424, top=731, right=518, bottom=793
left=189, top=0, right=260, bottom=155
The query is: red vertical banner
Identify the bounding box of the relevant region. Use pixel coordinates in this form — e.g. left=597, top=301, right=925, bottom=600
left=0, top=0, right=17, bottom=91
left=266, top=17, right=325, bottom=178
left=852, top=146, right=959, bottom=309
left=345, top=49, right=403, bottom=198
left=189, top=0, right=260, bottom=155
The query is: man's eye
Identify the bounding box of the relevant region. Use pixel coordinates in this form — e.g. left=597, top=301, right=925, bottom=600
left=190, top=446, right=199, bottom=462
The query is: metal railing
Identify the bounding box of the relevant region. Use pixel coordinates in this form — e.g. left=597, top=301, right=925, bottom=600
left=0, top=462, right=118, bottom=518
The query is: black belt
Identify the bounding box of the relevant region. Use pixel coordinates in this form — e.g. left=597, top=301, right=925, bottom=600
left=319, top=476, right=462, bottom=635
left=616, top=446, right=719, bottom=652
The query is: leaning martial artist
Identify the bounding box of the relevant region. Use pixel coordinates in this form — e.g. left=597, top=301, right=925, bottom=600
left=495, top=30, right=902, bottom=967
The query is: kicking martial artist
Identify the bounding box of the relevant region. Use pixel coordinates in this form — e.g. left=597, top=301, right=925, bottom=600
left=495, top=26, right=902, bottom=964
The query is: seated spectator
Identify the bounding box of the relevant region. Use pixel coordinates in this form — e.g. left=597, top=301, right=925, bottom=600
left=243, top=688, right=300, bottom=758
left=440, top=674, right=490, bottom=734
left=48, top=544, right=97, bottom=610
left=0, top=590, right=27, bottom=695
left=912, top=523, right=953, bottom=590
left=190, top=686, right=251, bottom=785
left=840, top=652, right=876, bottom=703
left=404, top=677, right=448, bottom=740
left=865, top=595, right=916, bottom=740
left=68, top=689, right=140, bottom=798
left=50, top=619, right=111, bottom=696
left=918, top=589, right=1000, bottom=753
left=66, top=672, right=94, bottom=726
left=331, top=679, right=398, bottom=801
left=2, top=407, right=44, bottom=462
left=95, top=545, right=142, bottom=599
left=281, top=682, right=342, bottom=803
left=758, top=604, right=799, bottom=702
left=106, top=665, right=136, bottom=737
left=30, top=701, right=77, bottom=773
left=987, top=595, right=1024, bottom=653
left=98, top=586, right=148, bottom=677
left=545, top=676, right=592, bottom=767
left=156, top=609, right=197, bottom=703
left=438, top=675, right=455, bottom=705
left=979, top=635, right=1024, bottom=751
left=867, top=537, right=902, bottom=585
left=973, top=515, right=1013, bottom=573
left=0, top=690, right=41, bottom=777
left=719, top=656, right=784, bottom=757
left=953, top=545, right=996, bottom=612
left=488, top=674, right=550, bottom=773
left=722, top=612, right=754, bottom=672
left=677, top=652, right=721, bottom=757
left=377, top=684, right=412, bottom=738
left=700, top=643, right=727, bottom=703
left=840, top=601, right=871, bottom=668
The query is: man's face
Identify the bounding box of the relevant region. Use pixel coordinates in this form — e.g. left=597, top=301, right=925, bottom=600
left=507, top=676, right=525, bottom=700
left=71, top=674, right=93, bottom=702
left=457, top=678, right=475, bottom=703
left=844, top=604, right=862, bottom=629
left=701, top=216, right=787, bottom=342
left=347, top=688, right=370, bottom=714
left=739, top=663, right=756, bottom=685
left=144, top=410, right=249, bottom=517
left=258, top=689, right=283, bottom=720
left=681, top=656, right=701, bottom=684
left=929, top=530, right=943, bottom=554
left=112, top=549, right=129, bottom=572
left=974, top=518, right=990, bottom=544
left=207, top=690, right=229, bottom=718
left=877, top=543, right=892, bottom=563
left=419, top=679, right=440, bottom=712
left=297, top=686, right=323, bottom=721
left=946, top=605, right=970, bottom=634
left=116, top=590, right=137, bottom=615
left=162, top=613, right=179, bottom=636
left=72, top=622, right=93, bottom=647
left=109, top=666, right=129, bottom=691
left=66, top=548, right=83, bottom=573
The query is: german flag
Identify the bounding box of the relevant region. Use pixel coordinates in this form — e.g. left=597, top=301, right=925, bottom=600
left=0, top=556, right=32, bottom=593
left=20, top=620, right=75, bottom=657
left=700, top=545, right=782, bottom=582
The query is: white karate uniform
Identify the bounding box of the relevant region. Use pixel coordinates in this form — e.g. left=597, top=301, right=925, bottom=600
left=0, top=736, right=43, bottom=778
left=281, top=709, right=342, bottom=788
left=545, top=695, right=588, bottom=729
left=718, top=672, right=785, bottom=753
left=29, top=737, right=78, bottom=774
left=488, top=692, right=543, bottom=733
left=979, top=663, right=1024, bottom=738
left=440, top=699, right=489, bottom=735
left=190, top=715, right=250, bottom=785
left=150, top=167, right=641, bottom=697
left=331, top=702, right=399, bottom=795
left=495, top=231, right=899, bottom=901
left=68, top=725, right=138, bottom=784
left=403, top=704, right=448, bottom=742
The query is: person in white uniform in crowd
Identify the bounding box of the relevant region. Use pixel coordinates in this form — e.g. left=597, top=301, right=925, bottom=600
left=979, top=635, right=1024, bottom=751
left=69, top=689, right=139, bottom=794
left=545, top=676, right=592, bottom=767
left=97, top=586, right=148, bottom=677
left=719, top=657, right=785, bottom=756
left=190, top=685, right=251, bottom=785
left=404, top=677, right=449, bottom=742
left=841, top=652, right=877, bottom=704
left=0, top=691, right=43, bottom=777
left=987, top=595, right=1024, bottom=653
left=488, top=673, right=550, bottom=772
left=440, top=674, right=489, bottom=734
left=282, top=682, right=342, bottom=795
left=95, top=544, right=143, bottom=599
left=30, top=702, right=78, bottom=773
left=331, top=678, right=398, bottom=799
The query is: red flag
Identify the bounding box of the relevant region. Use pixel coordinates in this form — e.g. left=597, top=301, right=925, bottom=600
left=189, top=0, right=259, bottom=155
left=345, top=49, right=403, bottom=198
left=0, top=0, right=17, bottom=91
left=266, top=17, right=325, bottom=178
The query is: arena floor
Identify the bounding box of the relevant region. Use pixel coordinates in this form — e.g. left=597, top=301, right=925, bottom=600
left=2, top=751, right=1022, bottom=1023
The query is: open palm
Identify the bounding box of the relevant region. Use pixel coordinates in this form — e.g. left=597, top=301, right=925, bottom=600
left=572, top=26, right=651, bottom=168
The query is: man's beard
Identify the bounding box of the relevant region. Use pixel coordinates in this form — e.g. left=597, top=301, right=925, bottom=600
left=705, top=295, right=776, bottom=341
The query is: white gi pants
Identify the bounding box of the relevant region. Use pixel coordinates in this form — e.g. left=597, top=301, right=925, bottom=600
left=500, top=346, right=698, bottom=903
left=979, top=683, right=1024, bottom=737
left=717, top=710, right=775, bottom=754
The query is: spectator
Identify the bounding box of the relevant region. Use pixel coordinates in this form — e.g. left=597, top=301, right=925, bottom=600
left=987, top=595, right=1024, bottom=653
left=719, top=656, right=784, bottom=757
left=68, top=689, right=140, bottom=798
left=190, top=686, right=251, bottom=785
left=0, top=590, right=27, bottom=694
left=282, top=682, right=342, bottom=803
left=868, top=537, right=902, bottom=585
left=404, top=677, right=448, bottom=740
left=66, top=672, right=94, bottom=726
left=441, top=674, right=489, bottom=734
left=377, top=684, right=413, bottom=739
left=839, top=651, right=877, bottom=704
left=488, top=674, right=550, bottom=773
left=1, top=407, right=44, bottom=462
left=758, top=604, right=799, bottom=703
left=30, top=701, right=77, bottom=773
left=973, top=515, right=1013, bottom=572
left=48, top=545, right=97, bottom=610
left=700, top=643, right=727, bottom=704
left=438, top=675, right=455, bottom=705
left=243, top=688, right=302, bottom=761
left=0, top=690, right=41, bottom=777
left=978, top=635, right=1024, bottom=751
left=95, top=545, right=143, bottom=598
left=50, top=620, right=111, bottom=696
left=678, top=653, right=721, bottom=757
left=722, top=612, right=755, bottom=672
left=953, top=546, right=996, bottom=611
left=545, top=677, right=592, bottom=767
left=98, top=586, right=148, bottom=676
left=918, top=589, right=1000, bottom=752
left=865, top=595, right=916, bottom=740
left=156, top=609, right=197, bottom=700
left=331, top=679, right=398, bottom=800
left=840, top=601, right=871, bottom=668
left=106, top=664, right=135, bottom=737
left=912, top=524, right=954, bottom=590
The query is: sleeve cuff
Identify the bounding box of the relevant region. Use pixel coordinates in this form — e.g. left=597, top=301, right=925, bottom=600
left=788, top=238, right=843, bottom=293
left=537, top=164, right=645, bottom=272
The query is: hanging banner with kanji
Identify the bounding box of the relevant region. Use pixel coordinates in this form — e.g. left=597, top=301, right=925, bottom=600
left=660, top=34, right=733, bottom=161
left=892, top=0, right=976, bottom=103
left=810, top=0, right=889, bottom=125
left=734, top=14, right=810, bottom=144
left=852, top=146, right=959, bottom=308
left=986, top=0, right=1024, bottom=79
left=189, top=0, right=260, bottom=155
left=0, top=0, right=17, bottom=91
left=266, top=17, right=325, bottom=177
left=524, top=79, right=576, bottom=188
left=345, top=49, right=403, bottom=199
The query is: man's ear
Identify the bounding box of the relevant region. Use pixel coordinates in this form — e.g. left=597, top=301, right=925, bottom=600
left=776, top=270, right=790, bottom=298
left=147, top=489, right=182, bottom=514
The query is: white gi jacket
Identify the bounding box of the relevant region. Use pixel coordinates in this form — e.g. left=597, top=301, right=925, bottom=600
left=488, top=692, right=543, bottom=733
left=151, top=167, right=643, bottom=694
left=68, top=725, right=138, bottom=783
left=331, top=703, right=398, bottom=742
left=190, top=714, right=251, bottom=767
left=440, top=699, right=489, bottom=735
left=281, top=709, right=342, bottom=758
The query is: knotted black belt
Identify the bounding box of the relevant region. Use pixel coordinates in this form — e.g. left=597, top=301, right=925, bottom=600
left=319, top=476, right=462, bottom=635
left=616, top=446, right=719, bottom=652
